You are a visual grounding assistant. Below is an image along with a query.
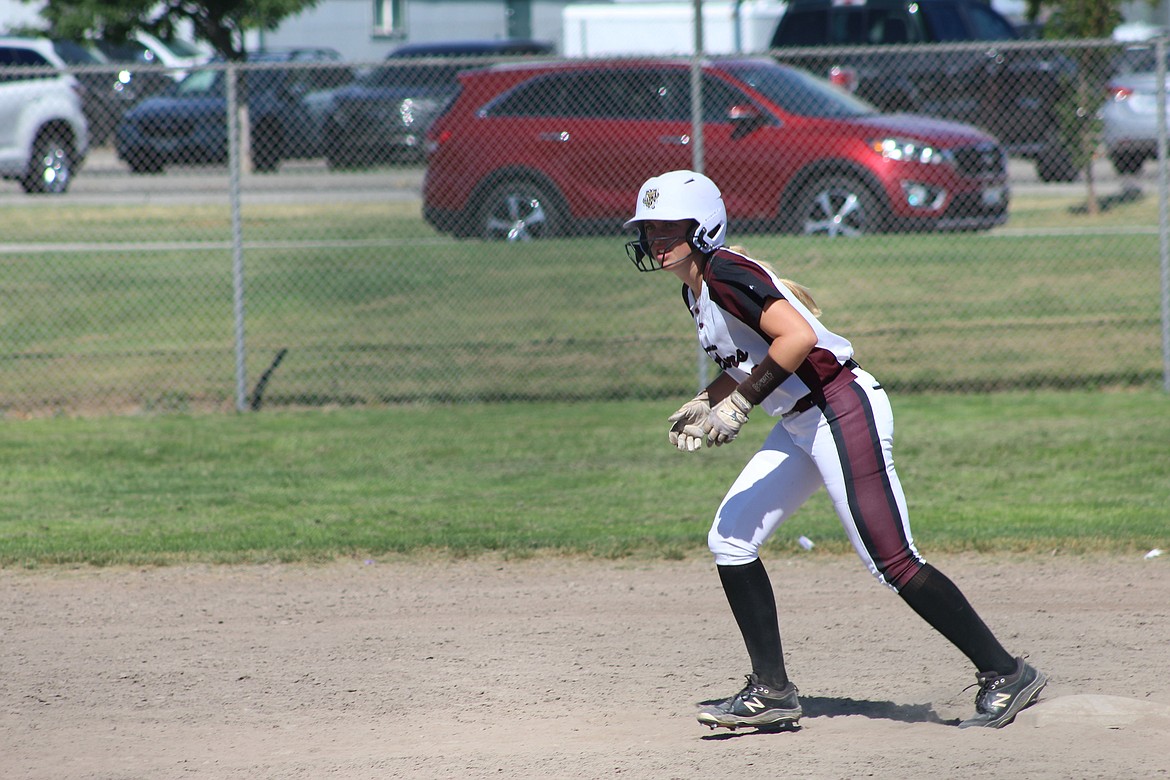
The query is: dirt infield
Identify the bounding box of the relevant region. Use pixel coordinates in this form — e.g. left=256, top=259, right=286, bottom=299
left=2, top=553, right=1167, bottom=779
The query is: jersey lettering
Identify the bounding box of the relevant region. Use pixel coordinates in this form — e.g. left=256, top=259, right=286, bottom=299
left=704, top=345, right=749, bottom=370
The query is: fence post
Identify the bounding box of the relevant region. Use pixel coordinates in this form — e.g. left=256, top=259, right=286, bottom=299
left=692, top=0, right=709, bottom=391
left=1158, top=36, right=1170, bottom=393
left=227, top=63, right=248, bottom=411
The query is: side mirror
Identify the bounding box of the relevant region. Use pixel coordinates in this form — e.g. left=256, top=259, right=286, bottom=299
left=728, top=103, right=766, bottom=139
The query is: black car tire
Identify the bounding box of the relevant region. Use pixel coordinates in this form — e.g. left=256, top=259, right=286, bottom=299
left=252, top=122, right=283, bottom=173
left=477, top=178, right=564, bottom=241
left=1109, top=150, right=1146, bottom=176
left=21, top=130, right=74, bottom=195
left=791, top=174, right=886, bottom=237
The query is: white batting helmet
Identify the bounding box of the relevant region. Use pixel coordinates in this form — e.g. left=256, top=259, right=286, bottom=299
left=624, top=170, right=727, bottom=271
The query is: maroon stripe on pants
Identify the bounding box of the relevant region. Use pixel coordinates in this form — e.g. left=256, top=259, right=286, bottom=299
left=822, top=381, right=922, bottom=589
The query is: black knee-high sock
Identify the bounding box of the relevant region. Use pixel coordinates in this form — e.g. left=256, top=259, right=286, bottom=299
left=898, top=564, right=1016, bottom=674
left=717, top=558, right=788, bottom=688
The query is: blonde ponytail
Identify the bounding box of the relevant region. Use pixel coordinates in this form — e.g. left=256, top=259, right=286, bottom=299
left=778, top=278, right=822, bottom=317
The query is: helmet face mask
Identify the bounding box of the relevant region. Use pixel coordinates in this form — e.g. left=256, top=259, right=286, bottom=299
left=625, top=222, right=697, bottom=272
left=624, top=170, right=727, bottom=272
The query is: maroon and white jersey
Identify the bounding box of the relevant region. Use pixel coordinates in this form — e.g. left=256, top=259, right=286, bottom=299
left=684, top=247, right=854, bottom=417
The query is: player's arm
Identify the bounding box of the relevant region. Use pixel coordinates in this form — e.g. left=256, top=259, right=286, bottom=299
left=703, top=372, right=740, bottom=405
left=756, top=297, right=817, bottom=378
left=707, top=298, right=816, bottom=445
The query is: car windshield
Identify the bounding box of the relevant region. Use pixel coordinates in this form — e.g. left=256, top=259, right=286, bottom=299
left=51, top=39, right=104, bottom=65
left=99, top=41, right=153, bottom=64
left=175, top=68, right=222, bottom=96
left=722, top=62, right=876, bottom=118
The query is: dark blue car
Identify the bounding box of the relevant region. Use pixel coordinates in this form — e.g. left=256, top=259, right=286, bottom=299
left=115, top=49, right=351, bottom=173
left=322, top=39, right=554, bottom=168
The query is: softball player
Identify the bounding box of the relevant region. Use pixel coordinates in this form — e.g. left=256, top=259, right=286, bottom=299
left=625, top=170, right=1046, bottom=731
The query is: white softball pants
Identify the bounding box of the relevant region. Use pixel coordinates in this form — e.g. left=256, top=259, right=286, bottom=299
left=708, top=368, right=926, bottom=592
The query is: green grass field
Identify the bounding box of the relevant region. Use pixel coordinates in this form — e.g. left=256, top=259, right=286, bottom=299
left=1, top=391, right=1165, bottom=567
left=1, top=186, right=1167, bottom=566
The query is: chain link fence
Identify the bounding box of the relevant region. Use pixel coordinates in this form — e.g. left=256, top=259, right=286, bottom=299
left=2, top=39, right=1169, bottom=417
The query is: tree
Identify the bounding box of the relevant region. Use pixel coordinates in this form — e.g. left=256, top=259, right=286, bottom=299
left=24, top=0, right=323, bottom=60
left=1024, top=0, right=1156, bottom=214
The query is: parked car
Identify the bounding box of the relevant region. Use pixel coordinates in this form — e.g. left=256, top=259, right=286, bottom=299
left=0, top=37, right=148, bottom=147
left=769, top=0, right=1079, bottom=182
left=115, top=49, right=351, bottom=173
left=0, top=37, right=89, bottom=194
left=1102, top=46, right=1170, bottom=174
left=422, top=57, right=1009, bottom=240
left=322, top=39, right=555, bottom=168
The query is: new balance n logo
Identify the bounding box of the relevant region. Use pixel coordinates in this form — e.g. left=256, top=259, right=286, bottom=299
left=990, top=692, right=1012, bottom=710
left=742, top=696, right=766, bottom=713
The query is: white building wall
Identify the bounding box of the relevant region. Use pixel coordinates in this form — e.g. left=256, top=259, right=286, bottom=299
left=258, top=0, right=386, bottom=62
left=562, top=1, right=786, bottom=57
left=260, top=0, right=574, bottom=61
left=0, top=0, right=51, bottom=33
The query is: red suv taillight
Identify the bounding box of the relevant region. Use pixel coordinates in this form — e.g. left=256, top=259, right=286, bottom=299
left=425, top=128, right=452, bottom=156
left=1108, top=85, right=1134, bottom=102
left=829, top=66, right=857, bottom=94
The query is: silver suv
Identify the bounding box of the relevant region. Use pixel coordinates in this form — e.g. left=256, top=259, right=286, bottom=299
left=0, top=37, right=89, bottom=194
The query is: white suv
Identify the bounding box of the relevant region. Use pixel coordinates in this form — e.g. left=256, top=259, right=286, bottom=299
left=0, top=37, right=89, bottom=194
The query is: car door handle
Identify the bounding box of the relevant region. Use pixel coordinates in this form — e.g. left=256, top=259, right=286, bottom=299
left=538, top=131, right=570, bottom=142
left=659, top=135, right=692, bottom=146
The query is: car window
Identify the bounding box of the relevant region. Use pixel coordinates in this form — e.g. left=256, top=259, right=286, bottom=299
left=723, top=62, right=875, bottom=117
left=486, top=73, right=572, bottom=116
left=484, top=69, right=690, bottom=121
left=176, top=68, right=222, bottom=96
left=963, top=4, right=1018, bottom=41
left=866, top=11, right=915, bottom=44
left=99, top=40, right=155, bottom=65
left=50, top=39, right=102, bottom=65
left=365, top=63, right=462, bottom=90
left=246, top=69, right=285, bottom=94
left=288, top=66, right=352, bottom=92
left=774, top=10, right=829, bottom=46
left=831, top=10, right=869, bottom=44
left=0, top=47, right=51, bottom=68
left=921, top=4, right=969, bottom=41
left=701, top=76, right=756, bottom=123
left=572, top=72, right=633, bottom=118
left=1112, top=46, right=1163, bottom=75
left=615, top=71, right=689, bottom=121
left=780, top=7, right=916, bottom=46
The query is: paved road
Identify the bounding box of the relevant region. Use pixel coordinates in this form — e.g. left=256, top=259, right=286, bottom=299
left=0, top=145, right=1158, bottom=208
left=3, top=147, right=426, bottom=208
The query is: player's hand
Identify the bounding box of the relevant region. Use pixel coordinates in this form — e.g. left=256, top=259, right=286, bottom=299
left=707, top=390, right=753, bottom=447
left=668, top=391, right=710, bottom=452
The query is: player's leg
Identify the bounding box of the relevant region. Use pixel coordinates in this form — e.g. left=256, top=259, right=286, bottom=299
left=785, top=370, right=922, bottom=589
left=699, top=421, right=820, bottom=730
left=805, top=370, right=1045, bottom=726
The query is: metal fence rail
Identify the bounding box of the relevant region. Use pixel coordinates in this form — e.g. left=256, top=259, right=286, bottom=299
left=2, top=41, right=1168, bottom=416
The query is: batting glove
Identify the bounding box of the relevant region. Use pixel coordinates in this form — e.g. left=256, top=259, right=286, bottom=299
left=668, top=391, right=710, bottom=452
left=707, top=390, right=753, bottom=447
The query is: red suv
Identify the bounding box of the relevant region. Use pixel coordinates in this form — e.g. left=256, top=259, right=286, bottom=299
left=422, top=57, right=1008, bottom=239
